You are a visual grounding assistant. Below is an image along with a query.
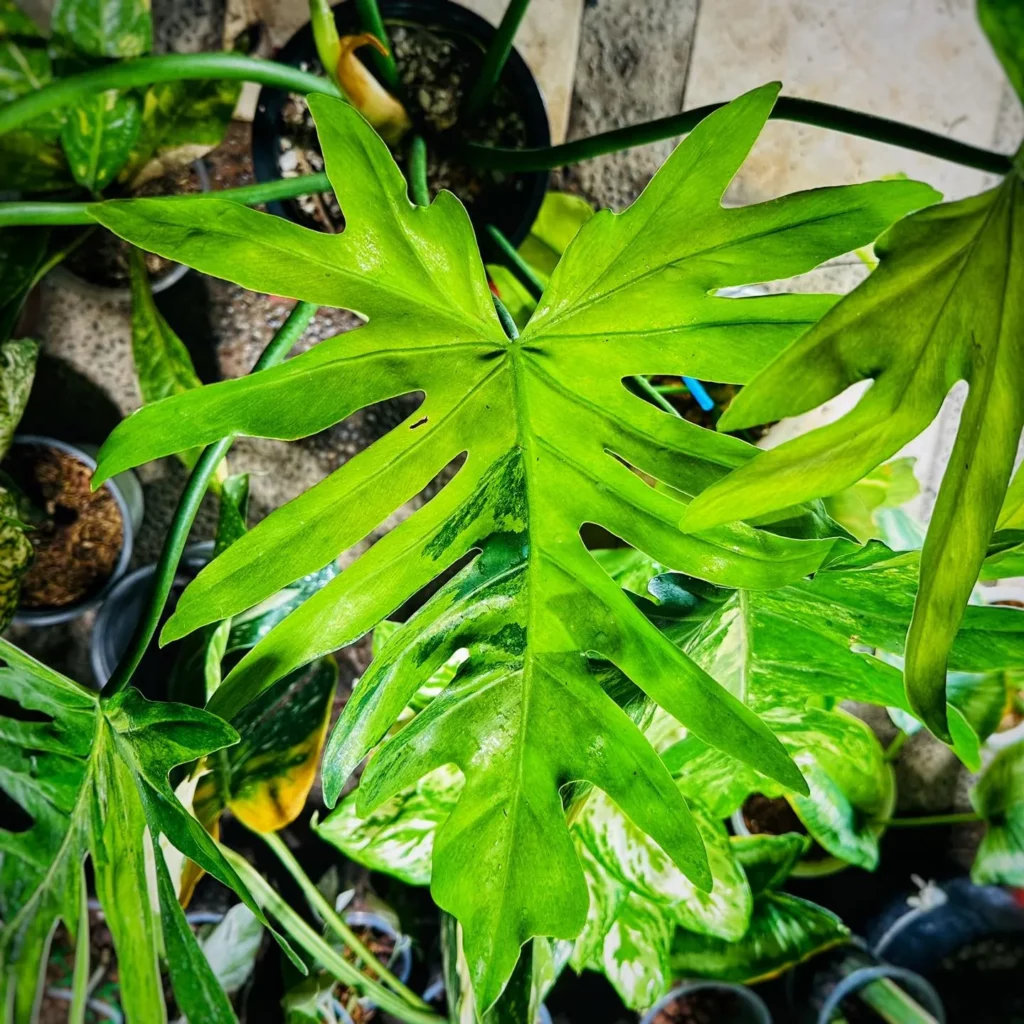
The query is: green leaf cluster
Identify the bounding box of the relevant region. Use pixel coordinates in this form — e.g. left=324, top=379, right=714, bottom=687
left=0, top=641, right=300, bottom=1023
left=83, top=81, right=946, bottom=1009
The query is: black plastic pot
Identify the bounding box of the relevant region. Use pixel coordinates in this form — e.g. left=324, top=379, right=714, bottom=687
left=640, top=981, right=772, bottom=1024
left=787, top=944, right=945, bottom=1024
left=90, top=543, right=212, bottom=690
left=251, top=0, right=550, bottom=245
left=868, top=878, right=1024, bottom=1023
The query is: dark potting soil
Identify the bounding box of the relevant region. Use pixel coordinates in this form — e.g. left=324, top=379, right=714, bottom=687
left=276, top=22, right=528, bottom=231
left=932, top=935, right=1024, bottom=1021
left=742, top=794, right=831, bottom=862
left=4, top=445, right=123, bottom=609
left=63, top=162, right=202, bottom=288
left=651, top=988, right=754, bottom=1024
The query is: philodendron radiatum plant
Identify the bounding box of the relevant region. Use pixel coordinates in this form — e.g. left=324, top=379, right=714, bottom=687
left=81, top=84, right=946, bottom=1007
left=2, top=0, right=1024, bottom=1020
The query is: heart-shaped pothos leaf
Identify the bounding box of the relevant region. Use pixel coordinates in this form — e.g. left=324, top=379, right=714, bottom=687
left=89, top=83, right=933, bottom=1008
left=0, top=641, right=297, bottom=1023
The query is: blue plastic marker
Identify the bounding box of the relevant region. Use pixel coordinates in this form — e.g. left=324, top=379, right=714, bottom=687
left=682, top=376, right=715, bottom=412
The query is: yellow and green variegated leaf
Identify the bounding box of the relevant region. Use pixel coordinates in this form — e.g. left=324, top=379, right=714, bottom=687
left=0, top=36, right=70, bottom=191
left=89, top=84, right=933, bottom=1009
left=120, top=77, right=241, bottom=186
left=129, top=247, right=204, bottom=469
left=61, top=87, right=142, bottom=191
left=0, top=487, right=33, bottom=628
left=0, top=640, right=292, bottom=1023
left=51, top=0, right=151, bottom=58
left=194, top=657, right=337, bottom=835
left=732, top=833, right=811, bottom=895
left=670, top=892, right=848, bottom=985
left=971, top=738, right=1024, bottom=886
left=0, top=338, right=36, bottom=458
left=684, top=171, right=1024, bottom=744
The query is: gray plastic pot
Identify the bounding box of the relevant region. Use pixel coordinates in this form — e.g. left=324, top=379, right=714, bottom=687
left=11, top=435, right=142, bottom=627
left=640, top=982, right=772, bottom=1024
left=89, top=543, right=211, bottom=687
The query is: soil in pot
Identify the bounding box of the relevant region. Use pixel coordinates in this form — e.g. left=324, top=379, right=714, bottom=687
left=274, top=21, right=530, bottom=233
left=651, top=988, right=759, bottom=1024
left=3, top=443, right=123, bottom=609
left=62, top=162, right=203, bottom=288
left=330, top=922, right=398, bottom=1023
left=741, top=794, right=831, bottom=863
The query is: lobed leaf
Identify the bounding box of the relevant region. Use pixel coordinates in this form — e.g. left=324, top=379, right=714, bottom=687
left=89, top=85, right=931, bottom=1008
left=684, top=174, right=1024, bottom=742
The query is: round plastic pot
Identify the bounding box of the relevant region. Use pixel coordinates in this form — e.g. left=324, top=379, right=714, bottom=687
left=869, top=876, right=1024, bottom=974
left=89, top=543, right=212, bottom=687
left=53, top=160, right=210, bottom=299
left=640, top=981, right=772, bottom=1024
left=10, top=435, right=141, bottom=628
left=787, top=944, right=944, bottom=1024
left=251, top=0, right=550, bottom=245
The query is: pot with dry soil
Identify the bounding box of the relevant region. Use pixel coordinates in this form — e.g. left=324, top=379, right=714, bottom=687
left=640, top=981, right=773, bottom=1024
left=5, top=436, right=139, bottom=627
left=252, top=0, right=550, bottom=244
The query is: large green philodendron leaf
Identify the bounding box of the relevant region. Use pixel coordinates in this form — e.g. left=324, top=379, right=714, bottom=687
left=682, top=166, right=1024, bottom=742
left=89, top=85, right=934, bottom=1008
left=683, top=543, right=1024, bottom=769
left=60, top=87, right=142, bottom=191
left=51, top=0, right=151, bottom=58
left=971, top=738, right=1024, bottom=886
left=670, top=834, right=849, bottom=984
left=0, top=641, right=297, bottom=1022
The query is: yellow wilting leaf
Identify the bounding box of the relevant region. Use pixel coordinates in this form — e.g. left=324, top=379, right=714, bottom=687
left=336, top=34, right=411, bottom=146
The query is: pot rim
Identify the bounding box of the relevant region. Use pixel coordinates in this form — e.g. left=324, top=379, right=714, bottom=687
left=640, top=980, right=773, bottom=1024
left=250, top=0, right=551, bottom=246
left=10, top=434, right=135, bottom=628
left=89, top=542, right=213, bottom=687
left=815, top=963, right=945, bottom=1024
left=54, top=159, right=211, bottom=299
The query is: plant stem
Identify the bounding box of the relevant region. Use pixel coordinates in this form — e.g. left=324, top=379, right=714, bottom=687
left=878, top=811, right=981, bottom=828
left=354, top=0, right=399, bottom=89
left=103, top=301, right=318, bottom=697
left=630, top=373, right=682, bottom=418
left=258, top=830, right=431, bottom=1011
left=0, top=174, right=333, bottom=227
left=461, top=95, right=1014, bottom=176
left=884, top=730, right=909, bottom=762
left=408, top=135, right=430, bottom=207
left=222, top=847, right=443, bottom=1024
left=464, top=0, right=532, bottom=116
left=0, top=54, right=341, bottom=137
left=485, top=223, right=543, bottom=299
left=858, top=977, right=939, bottom=1024
left=492, top=294, right=519, bottom=339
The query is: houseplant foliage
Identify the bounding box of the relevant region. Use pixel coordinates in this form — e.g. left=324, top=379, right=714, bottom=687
left=679, top=0, right=1024, bottom=743
left=84, top=82, right=939, bottom=1008
left=0, top=0, right=238, bottom=194
left=0, top=641, right=300, bottom=1023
